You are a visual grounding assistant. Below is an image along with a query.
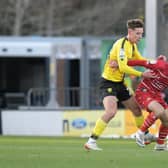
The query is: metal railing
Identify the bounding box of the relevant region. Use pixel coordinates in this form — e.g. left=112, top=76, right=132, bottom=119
left=2, top=92, right=26, bottom=109
left=26, top=87, right=102, bottom=110
left=0, top=87, right=102, bottom=110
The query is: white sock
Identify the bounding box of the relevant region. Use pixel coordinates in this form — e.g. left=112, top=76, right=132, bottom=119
left=88, top=137, right=96, bottom=143
left=138, top=129, right=145, bottom=135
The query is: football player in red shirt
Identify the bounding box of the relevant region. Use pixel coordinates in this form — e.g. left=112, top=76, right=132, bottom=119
left=128, top=55, right=168, bottom=150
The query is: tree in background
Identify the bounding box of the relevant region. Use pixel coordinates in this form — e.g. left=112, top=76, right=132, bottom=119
left=0, top=0, right=145, bottom=36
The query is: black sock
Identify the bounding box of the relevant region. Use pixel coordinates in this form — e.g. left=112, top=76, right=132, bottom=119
left=90, top=134, right=98, bottom=140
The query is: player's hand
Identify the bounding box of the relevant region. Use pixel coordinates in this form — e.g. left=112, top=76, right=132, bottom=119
left=109, top=60, right=118, bottom=68
left=157, top=55, right=167, bottom=61
left=142, top=70, right=156, bottom=78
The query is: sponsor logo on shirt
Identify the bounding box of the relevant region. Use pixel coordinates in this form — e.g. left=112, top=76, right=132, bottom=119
left=107, top=88, right=113, bottom=93
left=119, top=49, right=125, bottom=61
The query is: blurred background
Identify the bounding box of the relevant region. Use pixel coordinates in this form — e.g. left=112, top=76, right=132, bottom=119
left=0, top=0, right=168, bottom=137
left=0, top=0, right=145, bottom=36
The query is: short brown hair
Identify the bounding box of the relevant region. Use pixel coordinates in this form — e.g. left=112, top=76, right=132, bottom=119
left=127, top=19, right=144, bottom=29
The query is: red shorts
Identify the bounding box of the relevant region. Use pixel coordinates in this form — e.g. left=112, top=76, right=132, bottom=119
left=135, top=85, right=168, bottom=111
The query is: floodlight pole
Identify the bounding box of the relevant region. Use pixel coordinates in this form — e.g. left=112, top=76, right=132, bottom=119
left=145, top=0, right=158, bottom=59
left=46, top=44, right=59, bottom=109
left=80, top=40, right=90, bottom=109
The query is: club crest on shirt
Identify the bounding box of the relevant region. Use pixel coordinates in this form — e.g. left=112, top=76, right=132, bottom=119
left=107, top=88, right=113, bottom=93
left=141, top=88, right=147, bottom=92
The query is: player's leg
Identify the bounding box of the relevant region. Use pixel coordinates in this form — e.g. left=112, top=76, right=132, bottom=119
left=142, top=112, right=157, bottom=144
left=139, top=112, right=156, bottom=132
left=84, top=95, right=118, bottom=151
left=84, top=78, right=121, bottom=151
left=122, top=96, right=146, bottom=147
left=135, top=100, right=165, bottom=148
left=135, top=112, right=157, bottom=146
left=122, top=95, right=145, bottom=127
left=148, top=102, right=168, bottom=150
left=133, top=89, right=159, bottom=146
left=154, top=123, right=168, bottom=150
left=123, top=95, right=157, bottom=146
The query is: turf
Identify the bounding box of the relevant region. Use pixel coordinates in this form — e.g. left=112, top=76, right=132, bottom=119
left=0, top=136, right=167, bottom=168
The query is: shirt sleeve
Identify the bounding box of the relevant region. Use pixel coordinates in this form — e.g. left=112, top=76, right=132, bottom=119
left=128, top=59, right=166, bottom=70
left=117, top=48, right=142, bottom=77
left=128, top=60, right=148, bottom=67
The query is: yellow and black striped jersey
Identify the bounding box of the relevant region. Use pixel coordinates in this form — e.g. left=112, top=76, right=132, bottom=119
left=102, top=37, right=146, bottom=82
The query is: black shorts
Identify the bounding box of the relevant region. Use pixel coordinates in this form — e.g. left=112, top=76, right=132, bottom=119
left=98, top=77, right=131, bottom=102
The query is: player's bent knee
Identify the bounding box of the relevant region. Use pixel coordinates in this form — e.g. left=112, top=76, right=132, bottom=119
left=158, top=110, right=168, bottom=126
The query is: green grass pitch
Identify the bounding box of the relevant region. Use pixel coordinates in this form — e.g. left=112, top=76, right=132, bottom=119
left=0, top=136, right=167, bottom=168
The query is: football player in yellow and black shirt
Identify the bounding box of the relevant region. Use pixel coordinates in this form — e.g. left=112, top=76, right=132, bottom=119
left=84, top=18, right=155, bottom=151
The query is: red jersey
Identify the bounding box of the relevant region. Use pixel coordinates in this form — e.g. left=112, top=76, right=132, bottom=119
left=128, top=59, right=168, bottom=93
